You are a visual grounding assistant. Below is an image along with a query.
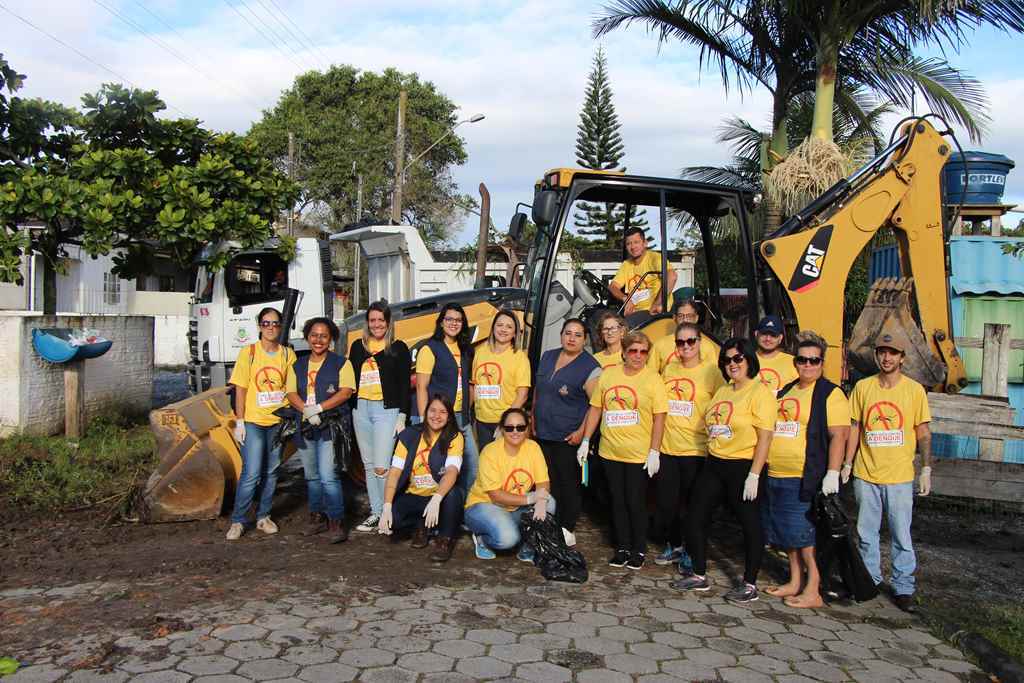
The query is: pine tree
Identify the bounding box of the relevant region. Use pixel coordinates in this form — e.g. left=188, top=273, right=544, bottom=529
left=573, top=47, right=647, bottom=247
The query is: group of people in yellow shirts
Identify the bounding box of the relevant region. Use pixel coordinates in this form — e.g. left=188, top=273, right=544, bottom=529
left=226, top=238, right=932, bottom=611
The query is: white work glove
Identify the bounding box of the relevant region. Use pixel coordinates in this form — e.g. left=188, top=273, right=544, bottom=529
left=533, top=489, right=549, bottom=521
left=918, top=465, right=932, bottom=497
left=423, top=493, right=443, bottom=529
left=378, top=502, right=393, bottom=535
left=742, top=471, right=759, bottom=501
left=233, top=420, right=246, bottom=445
left=840, top=463, right=853, bottom=484
left=303, top=404, right=323, bottom=426
left=394, top=414, right=406, bottom=436
left=645, top=449, right=660, bottom=478
left=822, top=470, right=840, bottom=496
left=577, top=439, right=590, bottom=466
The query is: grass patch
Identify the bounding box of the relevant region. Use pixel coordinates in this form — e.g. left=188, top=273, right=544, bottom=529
left=926, top=599, right=1024, bottom=662
left=0, top=410, right=156, bottom=512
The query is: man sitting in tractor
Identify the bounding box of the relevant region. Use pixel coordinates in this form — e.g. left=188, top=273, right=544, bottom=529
left=609, top=227, right=676, bottom=322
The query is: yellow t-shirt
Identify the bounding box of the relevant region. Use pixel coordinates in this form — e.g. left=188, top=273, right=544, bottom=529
left=392, top=432, right=465, bottom=497
left=767, top=382, right=851, bottom=478
left=590, top=364, right=669, bottom=463
left=471, top=345, right=531, bottom=423
left=465, top=439, right=549, bottom=510
left=757, top=351, right=799, bottom=396
left=611, top=250, right=666, bottom=312
left=290, top=357, right=357, bottom=406
left=416, top=340, right=464, bottom=411
left=705, top=380, right=777, bottom=460
left=849, top=375, right=931, bottom=484
left=594, top=348, right=622, bottom=370
left=651, top=334, right=720, bottom=372
left=229, top=344, right=296, bottom=426
left=357, top=338, right=387, bottom=401
left=660, top=361, right=726, bottom=456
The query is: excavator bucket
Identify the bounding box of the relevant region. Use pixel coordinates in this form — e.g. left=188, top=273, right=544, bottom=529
left=141, top=387, right=242, bottom=523
left=848, top=277, right=947, bottom=388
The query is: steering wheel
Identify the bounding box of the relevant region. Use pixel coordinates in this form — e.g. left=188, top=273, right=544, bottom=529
left=573, top=269, right=611, bottom=307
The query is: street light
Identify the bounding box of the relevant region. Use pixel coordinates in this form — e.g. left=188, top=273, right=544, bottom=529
left=391, top=113, right=485, bottom=223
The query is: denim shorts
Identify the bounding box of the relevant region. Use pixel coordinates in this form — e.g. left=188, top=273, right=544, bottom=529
left=761, top=476, right=815, bottom=549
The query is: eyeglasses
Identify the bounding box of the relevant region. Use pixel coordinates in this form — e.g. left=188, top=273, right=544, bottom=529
left=675, top=337, right=699, bottom=347
left=625, top=348, right=649, bottom=356
left=795, top=355, right=824, bottom=366
left=502, top=424, right=528, bottom=432
left=443, top=316, right=463, bottom=324
left=601, top=326, right=621, bottom=333
left=259, top=320, right=281, bottom=328
left=724, top=353, right=746, bottom=365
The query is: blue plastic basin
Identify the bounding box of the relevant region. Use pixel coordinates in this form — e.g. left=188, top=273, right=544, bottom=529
left=32, top=328, right=113, bottom=364
left=943, top=151, right=1015, bottom=205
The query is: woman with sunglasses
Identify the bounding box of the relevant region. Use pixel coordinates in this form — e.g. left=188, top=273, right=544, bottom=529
left=673, top=338, right=775, bottom=602
left=593, top=311, right=626, bottom=369
left=378, top=393, right=465, bottom=563
left=472, top=309, right=531, bottom=450
left=349, top=301, right=413, bottom=533
left=416, top=303, right=480, bottom=490
left=532, top=318, right=601, bottom=547
left=580, top=331, right=668, bottom=569
left=654, top=322, right=725, bottom=569
left=763, top=331, right=849, bottom=608
left=464, top=408, right=553, bottom=561
left=225, top=307, right=296, bottom=541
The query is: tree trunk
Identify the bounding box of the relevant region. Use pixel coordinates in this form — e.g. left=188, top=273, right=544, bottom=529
left=811, top=45, right=838, bottom=142
left=762, top=114, right=789, bottom=236
left=43, top=251, right=57, bottom=315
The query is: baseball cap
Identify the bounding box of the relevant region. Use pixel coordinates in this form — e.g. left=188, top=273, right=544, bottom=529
left=755, top=315, right=783, bottom=335
left=874, top=332, right=906, bottom=353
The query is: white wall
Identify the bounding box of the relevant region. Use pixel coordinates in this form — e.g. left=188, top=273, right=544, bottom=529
left=153, top=315, right=189, bottom=367
left=130, top=291, right=190, bottom=316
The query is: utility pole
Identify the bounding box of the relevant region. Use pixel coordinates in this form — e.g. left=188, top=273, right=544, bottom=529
left=354, top=161, right=362, bottom=312
left=390, top=89, right=407, bottom=224
left=287, top=131, right=296, bottom=235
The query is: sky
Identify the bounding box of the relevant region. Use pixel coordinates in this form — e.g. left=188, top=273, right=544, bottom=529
left=2, top=0, right=1023, bottom=245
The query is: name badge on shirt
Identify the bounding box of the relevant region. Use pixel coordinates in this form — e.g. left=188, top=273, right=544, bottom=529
left=708, top=424, right=733, bottom=440
left=476, top=385, right=501, bottom=401
left=630, top=288, right=651, bottom=304
left=256, top=390, right=285, bottom=407
left=605, top=409, right=639, bottom=427
left=668, top=400, right=693, bottom=418
left=412, top=473, right=437, bottom=489
left=865, top=429, right=904, bottom=447
left=774, top=421, right=799, bottom=438
left=360, top=369, right=381, bottom=386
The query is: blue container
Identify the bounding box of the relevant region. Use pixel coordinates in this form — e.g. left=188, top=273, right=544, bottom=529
left=942, top=151, right=1015, bottom=205
left=869, top=244, right=901, bottom=283
left=32, top=328, right=113, bottom=364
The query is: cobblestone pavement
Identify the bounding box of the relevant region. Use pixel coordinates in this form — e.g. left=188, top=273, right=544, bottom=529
left=2, top=561, right=985, bottom=683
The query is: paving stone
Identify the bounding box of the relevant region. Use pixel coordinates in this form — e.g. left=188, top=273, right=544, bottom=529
left=695, top=612, right=742, bottom=627
left=395, top=652, right=453, bottom=674
left=337, top=647, right=397, bottom=668
left=596, top=602, right=642, bottom=618
left=789, top=624, right=835, bottom=642
left=681, top=648, right=736, bottom=667
left=296, top=662, right=358, bottom=682
left=775, top=675, right=819, bottom=683
left=575, top=637, right=626, bottom=656
left=661, top=597, right=709, bottom=613
left=621, top=615, right=666, bottom=632
left=191, top=677, right=249, bottom=683
left=267, top=627, right=320, bottom=645
left=353, top=666, right=417, bottom=683
left=489, top=644, right=545, bottom=663
left=223, top=641, right=280, bottom=660
left=127, top=672, right=190, bottom=683
left=433, top=639, right=486, bottom=659
left=281, top=645, right=337, bottom=666
left=718, top=666, right=774, bottom=683
left=875, top=646, right=923, bottom=667
left=411, top=623, right=466, bottom=641
left=4, top=669, right=66, bottom=683
left=290, top=603, right=339, bottom=618
left=838, top=629, right=884, bottom=649
left=932, top=657, right=983, bottom=674
left=380, top=636, right=432, bottom=655
left=651, top=631, right=701, bottom=649
left=253, top=613, right=307, bottom=630
left=659, top=659, right=720, bottom=681
left=861, top=658, right=914, bottom=679
left=169, top=634, right=225, bottom=655
left=320, top=633, right=376, bottom=650
left=374, top=595, right=422, bottom=610
left=235, top=658, right=299, bottom=681
left=627, top=641, right=679, bottom=660
left=360, top=620, right=412, bottom=638
left=672, top=622, right=720, bottom=638
left=597, top=625, right=647, bottom=643
left=117, top=653, right=181, bottom=673
left=515, top=661, right=573, bottom=682
left=465, top=628, right=518, bottom=645
left=501, top=617, right=545, bottom=635
left=706, top=636, right=757, bottom=655
left=810, top=649, right=866, bottom=670
left=822, top=638, right=874, bottom=660
left=794, top=660, right=851, bottom=682
left=421, top=674, right=478, bottom=683
left=576, top=669, right=632, bottom=683
left=711, top=603, right=753, bottom=618
left=914, top=667, right=962, bottom=683
left=729, top=626, right=776, bottom=644
left=529, top=608, right=571, bottom=622
left=456, top=656, right=513, bottom=678
left=178, top=654, right=238, bottom=676
left=931, top=643, right=961, bottom=658
left=801, top=615, right=847, bottom=632
left=737, top=654, right=794, bottom=675
left=643, top=607, right=690, bottom=624
left=604, top=653, right=659, bottom=675
left=755, top=643, right=809, bottom=662
left=572, top=611, right=620, bottom=627
left=519, top=633, right=571, bottom=650
left=210, top=624, right=268, bottom=642
left=546, top=621, right=596, bottom=639
left=392, top=608, right=446, bottom=625
left=850, top=671, right=902, bottom=683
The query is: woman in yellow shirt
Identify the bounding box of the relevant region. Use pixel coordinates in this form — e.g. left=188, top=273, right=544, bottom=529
left=673, top=338, right=775, bottom=603
left=654, top=322, right=725, bottom=569
left=593, top=311, right=625, bottom=370
left=464, top=408, right=552, bottom=561
left=225, top=307, right=296, bottom=541
left=472, top=309, right=531, bottom=450
left=378, top=393, right=465, bottom=563
left=580, top=331, right=668, bottom=570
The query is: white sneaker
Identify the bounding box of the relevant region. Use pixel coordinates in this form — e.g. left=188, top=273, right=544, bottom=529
left=356, top=514, right=380, bottom=532
left=226, top=522, right=244, bottom=541
left=256, top=517, right=279, bottom=535
left=562, top=527, right=576, bottom=547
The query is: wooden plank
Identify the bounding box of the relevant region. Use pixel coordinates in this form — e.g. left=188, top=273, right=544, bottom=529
left=980, top=323, right=1011, bottom=462
left=64, top=360, right=84, bottom=439
left=927, top=392, right=1015, bottom=424
left=931, top=459, right=1024, bottom=503
left=954, top=337, right=1024, bottom=350
left=931, top=417, right=1024, bottom=440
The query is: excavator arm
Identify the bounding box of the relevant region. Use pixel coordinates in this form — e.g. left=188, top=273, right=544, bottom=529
left=758, top=118, right=967, bottom=392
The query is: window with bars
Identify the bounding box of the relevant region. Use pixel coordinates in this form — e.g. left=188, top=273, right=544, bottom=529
left=103, top=271, right=121, bottom=305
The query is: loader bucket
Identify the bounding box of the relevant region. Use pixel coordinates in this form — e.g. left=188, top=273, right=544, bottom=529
left=141, top=387, right=242, bottom=523
left=848, top=277, right=947, bottom=388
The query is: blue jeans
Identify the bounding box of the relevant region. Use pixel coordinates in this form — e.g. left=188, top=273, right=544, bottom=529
left=231, top=422, right=282, bottom=524
left=411, top=412, right=480, bottom=493
left=353, top=399, right=401, bottom=516
left=464, top=496, right=557, bottom=551
left=297, top=436, right=344, bottom=520
left=854, top=478, right=916, bottom=596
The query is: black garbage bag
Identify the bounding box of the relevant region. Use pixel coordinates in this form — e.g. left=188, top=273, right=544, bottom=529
left=518, top=512, right=588, bottom=583
left=271, top=406, right=354, bottom=472
left=812, top=493, right=879, bottom=602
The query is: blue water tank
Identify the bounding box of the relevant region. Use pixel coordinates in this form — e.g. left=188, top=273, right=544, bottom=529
left=942, top=151, right=1015, bottom=205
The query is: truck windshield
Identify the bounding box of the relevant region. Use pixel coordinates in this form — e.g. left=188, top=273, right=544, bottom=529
left=225, top=253, right=290, bottom=307
left=195, top=266, right=214, bottom=304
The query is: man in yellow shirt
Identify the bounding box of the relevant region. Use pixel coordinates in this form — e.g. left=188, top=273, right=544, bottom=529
left=650, top=300, right=720, bottom=371
left=844, top=331, right=932, bottom=613
left=609, top=227, right=677, bottom=317
left=754, top=315, right=797, bottom=395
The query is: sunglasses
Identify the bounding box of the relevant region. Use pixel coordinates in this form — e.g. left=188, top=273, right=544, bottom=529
left=259, top=320, right=282, bottom=328
left=724, top=353, right=746, bottom=365
left=675, top=337, right=699, bottom=347
left=502, top=424, right=528, bottom=432
left=625, top=348, right=650, bottom=356
left=795, top=355, right=824, bottom=366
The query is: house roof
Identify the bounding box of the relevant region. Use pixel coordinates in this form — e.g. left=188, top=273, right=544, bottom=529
left=949, top=236, right=1024, bottom=296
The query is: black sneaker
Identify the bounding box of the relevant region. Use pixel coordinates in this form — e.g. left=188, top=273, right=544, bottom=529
left=670, top=574, right=710, bottom=591
left=893, top=594, right=917, bottom=613
left=608, top=550, right=629, bottom=567
left=724, top=583, right=759, bottom=603
left=626, top=553, right=645, bottom=570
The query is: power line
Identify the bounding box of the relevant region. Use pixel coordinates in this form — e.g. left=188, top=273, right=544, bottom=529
left=223, top=0, right=308, bottom=73
left=244, top=0, right=314, bottom=69
left=260, top=0, right=329, bottom=69
left=267, top=0, right=331, bottom=66
left=0, top=1, right=193, bottom=119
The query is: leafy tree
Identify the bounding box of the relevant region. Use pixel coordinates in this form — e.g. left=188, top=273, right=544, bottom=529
left=0, top=61, right=298, bottom=313
left=572, top=48, right=647, bottom=246
left=248, top=65, right=470, bottom=247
